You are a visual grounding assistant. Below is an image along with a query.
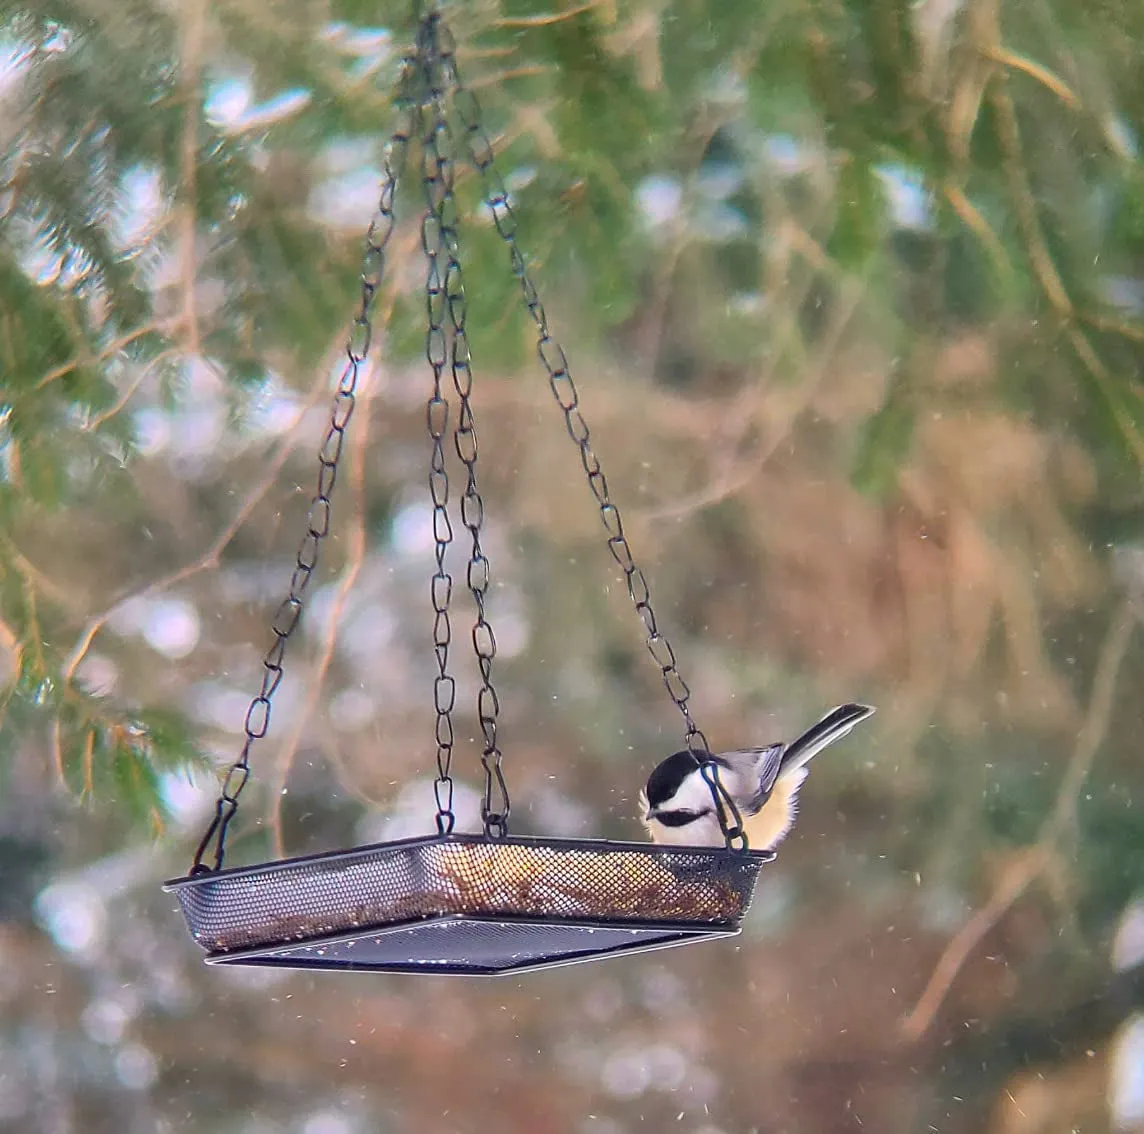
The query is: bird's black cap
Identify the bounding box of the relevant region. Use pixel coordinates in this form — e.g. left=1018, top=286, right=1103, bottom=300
left=644, top=749, right=704, bottom=809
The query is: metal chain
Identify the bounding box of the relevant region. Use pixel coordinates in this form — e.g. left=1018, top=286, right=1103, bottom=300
left=189, top=57, right=418, bottom=874
left=434, top=25, right=749, bottom=851
left=189, top=8, right=747, bottom=865
left=420, top=14, right=509, bottom=837
left=417, top=18, right=459, bottom=836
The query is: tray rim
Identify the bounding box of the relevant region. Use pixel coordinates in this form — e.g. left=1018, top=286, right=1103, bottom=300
left=163, top=831, right=774, bottom=892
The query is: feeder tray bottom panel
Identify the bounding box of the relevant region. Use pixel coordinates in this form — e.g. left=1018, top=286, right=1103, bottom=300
left=205, top=914, right=739, bottom=975
left=166, top=833, right=770, bottom=975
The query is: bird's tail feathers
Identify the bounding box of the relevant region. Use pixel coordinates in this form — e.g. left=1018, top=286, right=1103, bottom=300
left=778, top=703, right=875, bottom=779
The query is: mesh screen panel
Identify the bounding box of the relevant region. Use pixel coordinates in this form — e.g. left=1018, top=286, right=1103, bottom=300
left=166, top=835, right=769, bottom=974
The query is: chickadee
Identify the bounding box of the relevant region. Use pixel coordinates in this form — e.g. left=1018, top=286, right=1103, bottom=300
left=640, top=703, right=875, bottom=849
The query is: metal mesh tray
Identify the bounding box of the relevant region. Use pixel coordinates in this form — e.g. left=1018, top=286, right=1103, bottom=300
left=165, top=834, right=772, bottom=975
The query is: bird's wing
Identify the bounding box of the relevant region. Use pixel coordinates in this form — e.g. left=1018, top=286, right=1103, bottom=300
left=723, top=704, right=875, bottom=813
left=713, top=744, right=785, bottom=813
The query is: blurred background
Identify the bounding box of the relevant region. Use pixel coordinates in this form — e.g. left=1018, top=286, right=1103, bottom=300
left=3, top=0, right=1144, bottom=1130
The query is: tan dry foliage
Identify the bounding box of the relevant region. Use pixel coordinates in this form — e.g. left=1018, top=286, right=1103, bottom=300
left=990, top=1053, right=1110, bottom=1134
left=738, top=331, right=1098, bottom=734
left=439, top=326, right=1100, bottom=741
left=0, top=617, right=21, bottom=690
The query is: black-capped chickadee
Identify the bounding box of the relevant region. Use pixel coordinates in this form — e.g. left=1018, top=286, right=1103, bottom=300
left=640, top=703, right=875, bottom=849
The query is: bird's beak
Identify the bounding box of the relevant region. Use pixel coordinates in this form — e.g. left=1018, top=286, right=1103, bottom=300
left=644, top=808, right=655, bottom=822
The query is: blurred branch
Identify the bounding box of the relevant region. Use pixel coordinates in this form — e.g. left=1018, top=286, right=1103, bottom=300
left=638, top=266, right=871, bottom=523
left=981, top=24, right=1144, bottom=464
left=494, top=5, right=604, bottom=29
left=983, top=46, right=1078, bottom=108
left=3, top=542, right=81, bottom=615
left=53, top=355, right=336, bottom=708
left=900, top=599, right=1137, bottom=1042
left=35, top=322, right=166, bottom=390
left=1080, top=311, right=1144, bottom=346
left=458, top=46, right=519, bottom=60
left=21, top=575, right=43, bottom=683
left=0, top=555, right=46, bottom=733
left=324, top=730, right=391, bottom=809
left=267, top=373, right=370, bottom=858
left=266, top=260, right=405, bottom=855
left=942, top=184, right=1015, bottom=287
left=944, top=2, right=1144, bottom=455
left=178, top=0, right=206, bottom=360
left=467, top=66, right=551, bottom=90
left=987, top=79, right=1072, bottom=316
left=80, top=726, right=95, bottom=799
left=639, top=4, right=789, bottom=367
left=0, top=611, right=20, bottom=724
left=83, top=348, right=180, bottom=432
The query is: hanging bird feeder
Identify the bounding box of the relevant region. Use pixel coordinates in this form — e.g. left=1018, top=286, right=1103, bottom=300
left=165, top=5, right=772, bottom=976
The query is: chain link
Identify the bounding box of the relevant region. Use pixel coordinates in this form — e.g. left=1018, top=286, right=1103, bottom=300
left=189, top=57, right=418, bottom=874
left=421, top=14, right=509, bottom=837
left=436, top=33, right=748, bottom=851
left=417, top=19, right=459, bottom=836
